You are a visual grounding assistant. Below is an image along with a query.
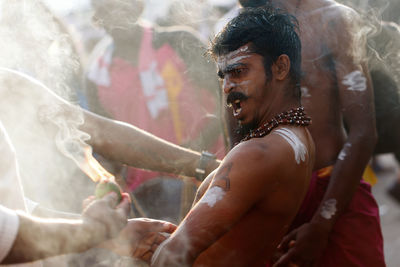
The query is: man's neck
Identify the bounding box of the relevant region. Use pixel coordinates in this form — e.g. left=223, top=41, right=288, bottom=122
left=239, top=105, right=310, bottom=143
left=258, top=84, right=300, bottom=128
left=258, top=101, right=300, bottom=129
left=112, top=25, right=143, bottom=64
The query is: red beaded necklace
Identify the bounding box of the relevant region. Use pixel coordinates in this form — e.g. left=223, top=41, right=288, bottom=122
left=240, top=106, right=311, bottom=143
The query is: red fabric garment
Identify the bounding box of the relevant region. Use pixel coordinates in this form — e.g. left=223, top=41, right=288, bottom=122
left=94, top=28, right=224, bottom=190
left=288, top=168, right=386, bottom=267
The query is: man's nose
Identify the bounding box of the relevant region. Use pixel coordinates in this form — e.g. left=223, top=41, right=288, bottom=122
left=222, top=78, right=234, bottom=94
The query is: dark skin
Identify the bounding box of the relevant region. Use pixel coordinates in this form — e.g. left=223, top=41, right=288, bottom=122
left=81, top=111, right=220, bottom=178
left=229, top=0, right=376, bottom=266
left=228, top=1, right=377, bottom=266
left=151, top=46, right=315, bottom=266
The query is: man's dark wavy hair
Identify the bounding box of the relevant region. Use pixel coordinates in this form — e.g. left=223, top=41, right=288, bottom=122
left=210, top=6, right=302, bottom=99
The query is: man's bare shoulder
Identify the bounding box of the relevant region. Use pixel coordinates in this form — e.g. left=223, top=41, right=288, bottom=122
left=225, top=129, right=309, bottom=176
left=205, top=133, right=296, bottom=204
left=320, top=1, right=361, bottom=29
left=308, top=1, right=362, bottom=53
left=210, top=127, right=313, bottom=210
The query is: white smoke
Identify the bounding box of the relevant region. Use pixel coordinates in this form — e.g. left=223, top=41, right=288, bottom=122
left=0, top=0, right=80, bottom=100
left=0, top=0, right=93, bottom=213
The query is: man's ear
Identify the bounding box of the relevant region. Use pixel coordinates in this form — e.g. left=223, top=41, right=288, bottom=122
left=271, top=54, right=291, bottom=81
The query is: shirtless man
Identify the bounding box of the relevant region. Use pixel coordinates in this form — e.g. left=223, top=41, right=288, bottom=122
left=151, top=7, right=315, bottom=266
left=233, top=1, right=384, bottom=266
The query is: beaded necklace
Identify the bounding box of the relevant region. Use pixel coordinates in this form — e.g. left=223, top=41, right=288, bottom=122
left=240, top=106, right=311, bottom=143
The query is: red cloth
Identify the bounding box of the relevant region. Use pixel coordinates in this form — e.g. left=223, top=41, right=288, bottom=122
left=93, top=28, right=224, bottom=190
left=289, top=169, right=386, bottom=267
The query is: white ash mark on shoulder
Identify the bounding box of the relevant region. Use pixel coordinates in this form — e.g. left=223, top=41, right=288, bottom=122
left=320, top=199, right=337, bottom=219
left=342, top=70, right=367, bottom=92
left=338, top=143, right=352, bottom=161
left=199, top=186, right=226, bottom=208
left=273, top=128, right=307, bottom=164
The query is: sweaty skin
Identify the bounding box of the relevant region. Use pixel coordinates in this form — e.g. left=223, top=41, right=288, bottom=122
left=151, top=44, right=315, bottom=266
left=262, top=0, right=377, bottom=266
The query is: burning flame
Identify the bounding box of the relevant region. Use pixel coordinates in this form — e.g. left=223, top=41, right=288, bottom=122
left=80, top=147, right=115, bottom=183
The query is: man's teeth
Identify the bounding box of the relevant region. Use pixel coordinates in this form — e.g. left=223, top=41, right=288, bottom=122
left=233, top=107, right=242, bottom=116
left=231, top=99, right=242, bottom=116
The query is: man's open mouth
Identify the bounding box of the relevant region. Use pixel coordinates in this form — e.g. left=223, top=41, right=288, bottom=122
left=227, top=92, right=248, bottom=117
left=232, top=99, right=242, bottom=116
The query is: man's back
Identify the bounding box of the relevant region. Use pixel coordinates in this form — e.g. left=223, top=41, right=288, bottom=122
left=193, top=125, right=315, bottom=266
left=269, top=1, right=384, bottom=266
left=294, top=0, right=374, bottom=169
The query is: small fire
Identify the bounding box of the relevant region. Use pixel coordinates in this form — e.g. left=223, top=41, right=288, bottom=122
left=80, top=147, right=115, bottom=183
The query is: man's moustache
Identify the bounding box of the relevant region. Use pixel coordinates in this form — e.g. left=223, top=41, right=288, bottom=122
left=226, top=91, right=248, bottom=106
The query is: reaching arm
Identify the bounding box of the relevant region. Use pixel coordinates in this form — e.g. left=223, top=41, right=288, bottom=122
left=81, top=110, right=220, bottom=178
left=2, top=193, right=130, bottom=264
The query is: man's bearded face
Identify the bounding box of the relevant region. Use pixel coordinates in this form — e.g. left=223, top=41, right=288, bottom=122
left=217, top=44, right=272, bottom=133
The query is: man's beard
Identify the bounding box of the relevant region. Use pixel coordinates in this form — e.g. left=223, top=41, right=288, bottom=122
left=235, top=118, right=258, bottom=137
left=226, top=88, right=264, bottom=138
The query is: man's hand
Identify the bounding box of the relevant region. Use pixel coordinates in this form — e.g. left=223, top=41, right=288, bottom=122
left=273, top=222, right=330, bottom=267
left=100, top=218, right=176, bottom=264
left=82, top=192, right=131, bottom=242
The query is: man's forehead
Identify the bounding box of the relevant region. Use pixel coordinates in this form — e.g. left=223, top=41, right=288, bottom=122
left=218, top=45, right=253, bottom=61
left=216, top=44, right=255, bottom=72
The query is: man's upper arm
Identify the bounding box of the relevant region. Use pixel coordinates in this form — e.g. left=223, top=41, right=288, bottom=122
left=333, top=9, right=376, bottom=138
left=192, top=169, right=216, bottom=206
left=156, top=144, right=277, bottom=264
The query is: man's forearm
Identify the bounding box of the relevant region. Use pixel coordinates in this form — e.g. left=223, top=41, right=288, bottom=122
left=32, top=204, right=81, bottom=219
left=82, top=110, right=220, bottom=178
left=2, top=212, right=98, bottom=264
left=311, top=133, right=376, bottom=228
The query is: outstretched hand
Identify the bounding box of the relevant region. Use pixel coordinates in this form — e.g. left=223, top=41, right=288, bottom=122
left=273, top=222, right=330, bottom=267
left=100, top=218, right=177, bottom=264
left=82, top=192, right=131, bottom=243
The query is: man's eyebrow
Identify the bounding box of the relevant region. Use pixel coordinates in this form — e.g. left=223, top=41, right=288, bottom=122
left=222, top=63, right=247, bottom=75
